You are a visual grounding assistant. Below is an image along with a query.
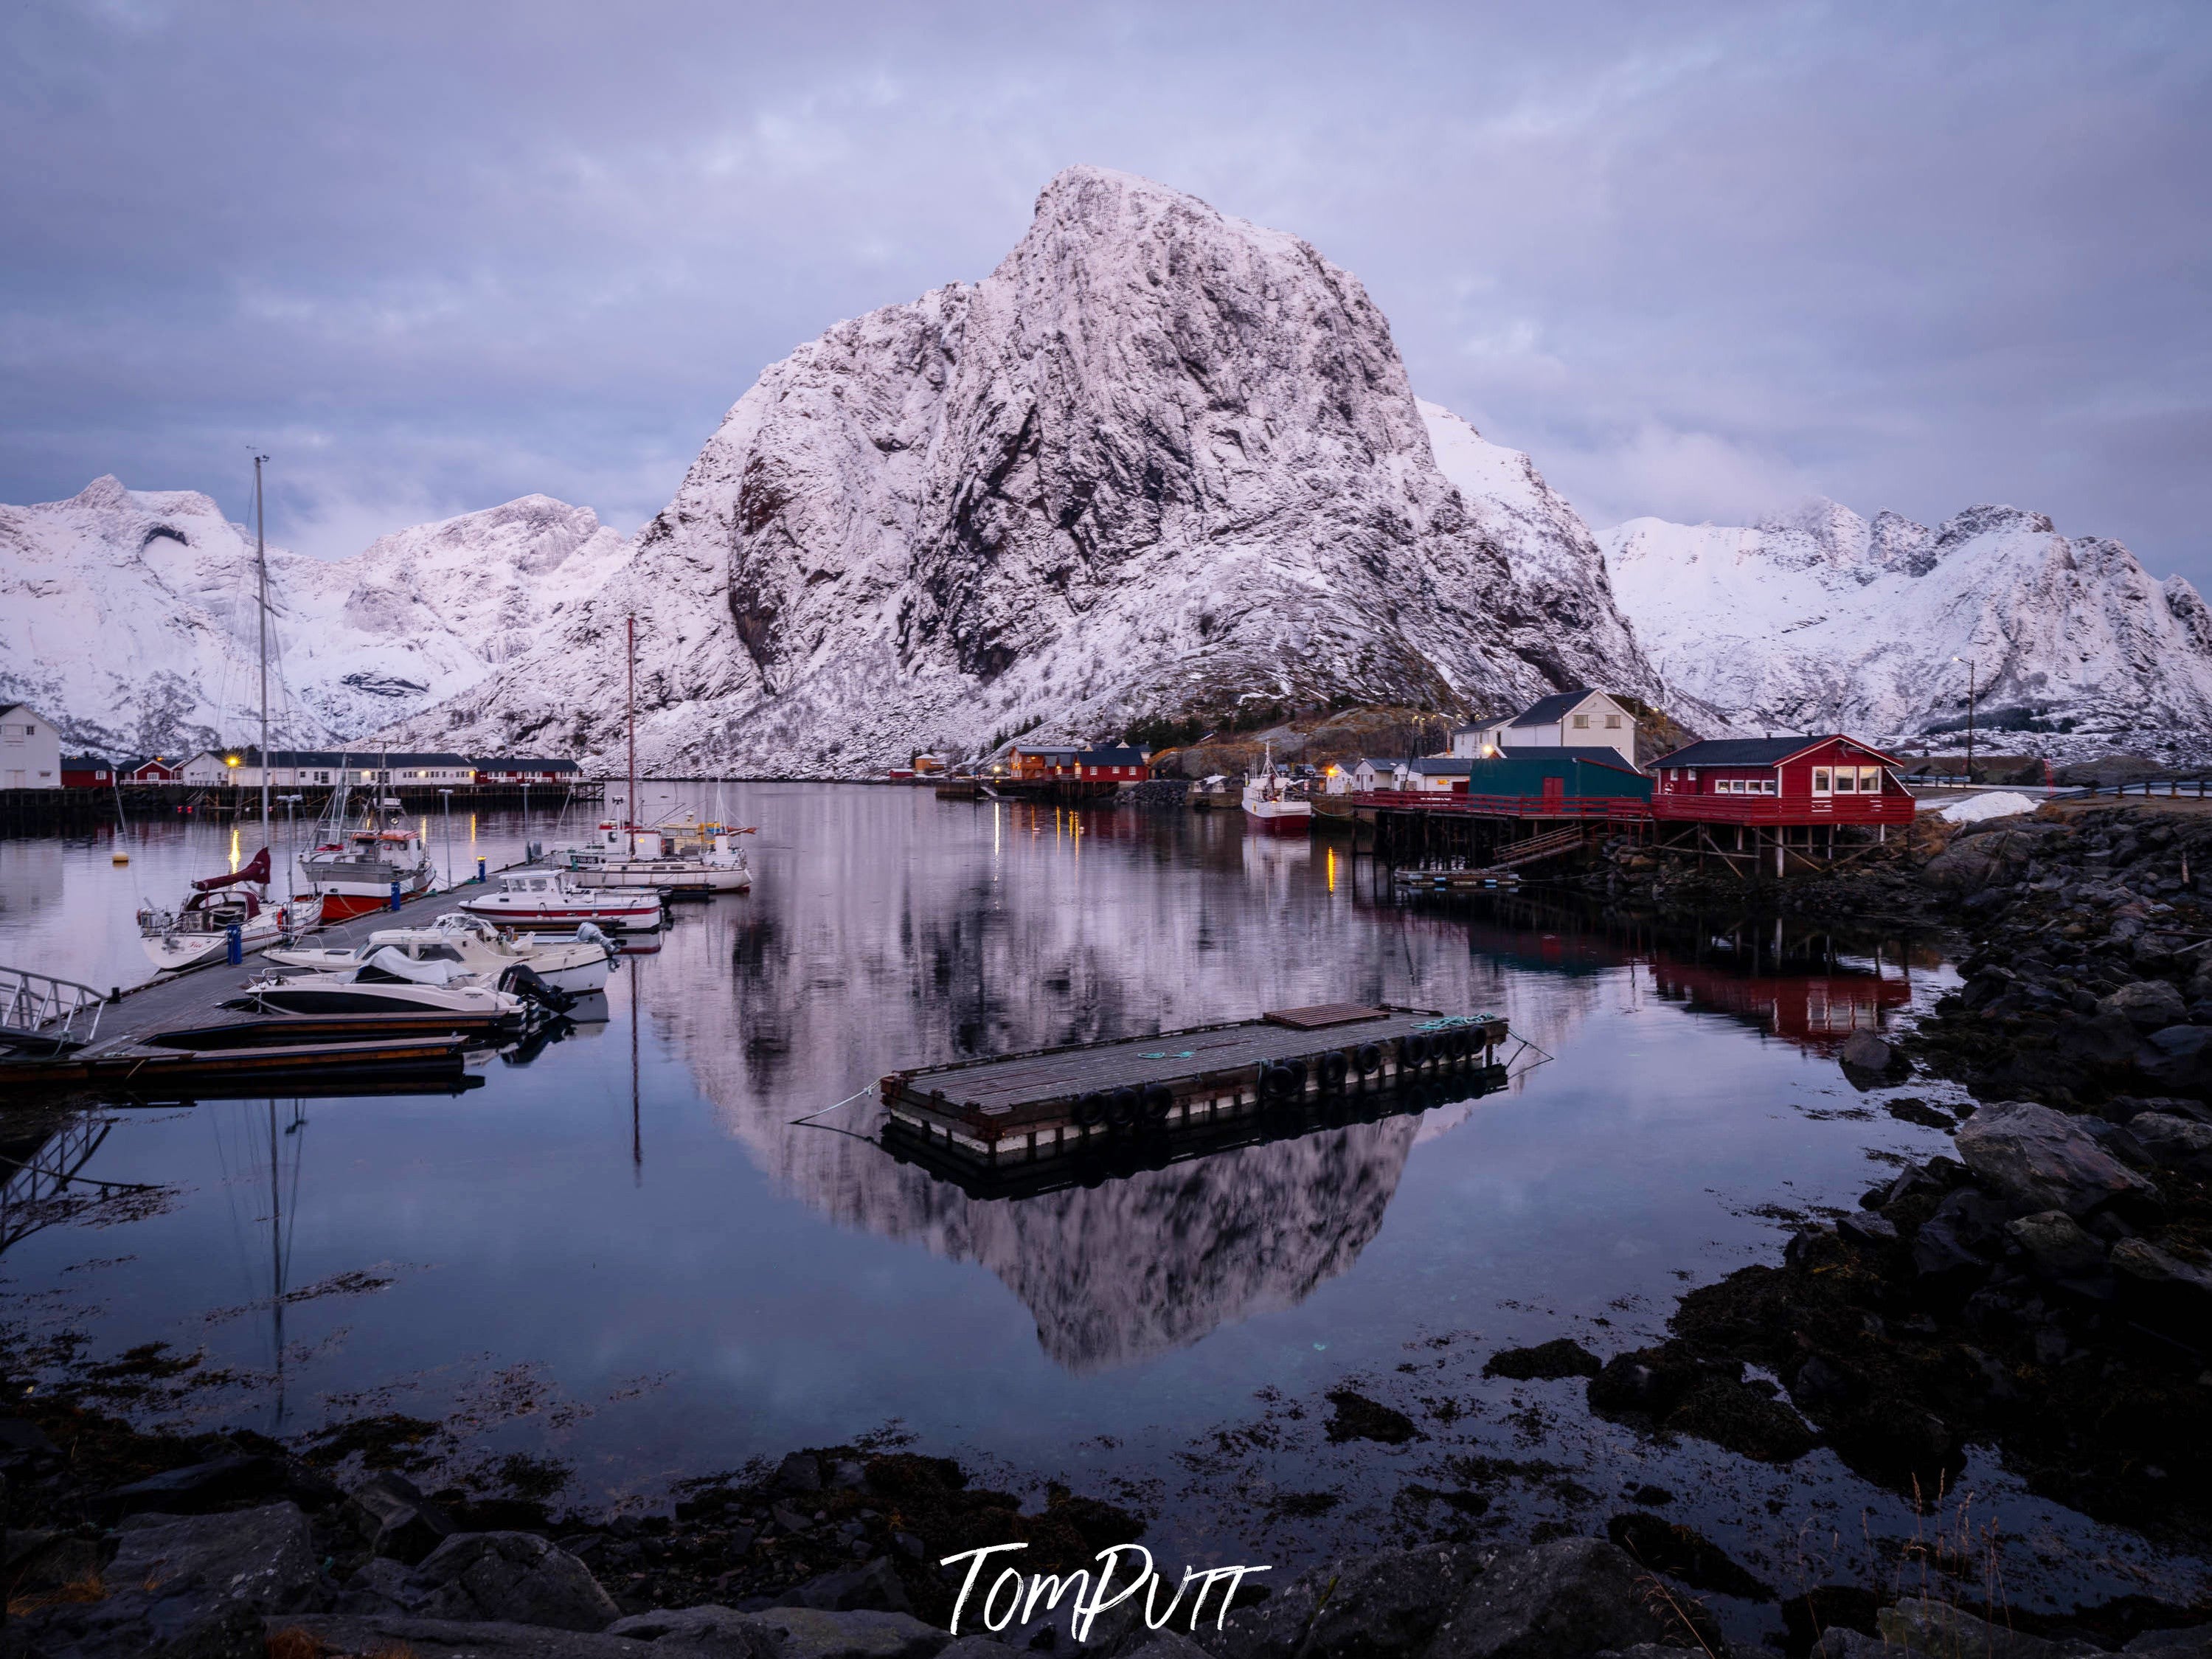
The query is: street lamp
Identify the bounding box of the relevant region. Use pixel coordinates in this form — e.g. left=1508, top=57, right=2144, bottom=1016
left=1952, top=657, right=1978, bottom=783
left=437, top=789, right=454, bottom=891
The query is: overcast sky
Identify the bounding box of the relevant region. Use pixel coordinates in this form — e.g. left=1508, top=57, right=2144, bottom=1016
left=4, top=1, right=2208, bottom=589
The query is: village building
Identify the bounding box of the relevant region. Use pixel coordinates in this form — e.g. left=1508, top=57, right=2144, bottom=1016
left=119, top=755, right=184, bottom=783
left=0, top=704, right=63, bottom=789
left=1452, top=690, right=1639, bottom=768
left=60, top=755, right=114, bottom=789
left=1008, top=744, right=1150, bottom=781
left=1649, top=735, right=1915, bottom=876
left=472, top=758, right=583, bottom=786
left=1402, top=758, right=1475, bottom=794
left=178, top=749, right=477, bottom=789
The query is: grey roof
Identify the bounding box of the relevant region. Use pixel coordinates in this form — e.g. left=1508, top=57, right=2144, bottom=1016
left=1508, top=689, right=1600, bottom=728
left=224, top=748, right=474, bottom=767
left=60, top=753, right=112, bottom=768
left=1657, top=738, right=1828, bottom=768
left=1355, top=756, right=1413, bottom=770
left=1408, top=758, right=1475, bottom=775
left=476, top=757, right=583, bottom=772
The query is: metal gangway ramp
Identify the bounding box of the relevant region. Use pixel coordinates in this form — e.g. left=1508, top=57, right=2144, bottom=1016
left=0, top=966, right=108, bottom=1054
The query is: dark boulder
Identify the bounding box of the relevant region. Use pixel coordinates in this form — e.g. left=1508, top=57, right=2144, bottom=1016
left=2129, top=1112, right=2212, bottom=1174
left=1602, top=1513, right=1774, bottom=1601
left=1324, top=1389, right=1418, bottom=1444
left=345, top=1469, right=456, bottom=1565
left=1954, top=1100, right=2160, bottom=1217
left=2003, top=1211, right=2107, bottom=1280
left=88, top=1450, right=288, bottom=1521
left=2100, top=980, right=2189, bottom=1028
left=778, top=1452, right=826, bottom=1493
left=2139, top=1025, right=2212, bottom=1091
left=24, top=1501, right=323, bottom=1657
left=1212, top=1543, right=1483, bottom=1659
left=1879, top=1596, right=2109, bottom=1659
left=1482, top=1340, right=1601, bottom=1382
left=1838, top=1032, right=1907, bottom=1076
left=1424, top=1537, right=1665, bottom=1659
left=400, top=1531, right=621, bottom=1630
left=775, top=1556, right=913, bottom=1615
left=744, top=1606, right=955, bottom=1659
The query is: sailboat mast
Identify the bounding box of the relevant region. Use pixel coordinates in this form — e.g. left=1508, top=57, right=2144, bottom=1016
left=626, top=614, right=637, bottom=857
left=254, top=455, right=271, bottom=858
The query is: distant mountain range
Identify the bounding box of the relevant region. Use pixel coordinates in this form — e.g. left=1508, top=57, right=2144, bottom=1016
left=0, top=478, right=622, bottom=756
left=1601, top=499, right=2212, bottom=761
left=6, top=167, right=2207, bottom=769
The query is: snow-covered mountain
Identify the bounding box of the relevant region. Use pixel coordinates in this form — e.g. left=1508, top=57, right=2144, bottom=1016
left=0, top=477, right=626, bottom=755
left=384, top=164, right=1660, bottom=775
left=1601, top=499, right=2212, bottom=758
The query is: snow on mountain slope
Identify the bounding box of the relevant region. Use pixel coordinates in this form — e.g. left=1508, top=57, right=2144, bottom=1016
left=384, top=165, right=1661, bottom=775
left=1601, top=499, right=2212, bottom=758
left=0, top=477, right=626, bottom=755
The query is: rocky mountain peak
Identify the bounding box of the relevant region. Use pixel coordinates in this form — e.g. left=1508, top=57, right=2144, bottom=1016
left=382, top=167, right=1662, bottom=775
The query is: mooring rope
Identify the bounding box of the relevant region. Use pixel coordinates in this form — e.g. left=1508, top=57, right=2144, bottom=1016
left=786, top=1083, right=877, bottom=1126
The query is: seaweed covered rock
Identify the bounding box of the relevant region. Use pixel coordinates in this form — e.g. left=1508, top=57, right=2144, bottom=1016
left=1424, top=1537, right=1663, bottom=1659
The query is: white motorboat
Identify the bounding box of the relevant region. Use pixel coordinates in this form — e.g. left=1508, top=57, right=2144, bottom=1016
left=266, top=912, right=616, bottom=995
left=137, top=846, right=299, bottom=971
left=455, top=870, right=663, bottom=930
left=299, top=787, right=435, bottom=921
left=559, top=815, right=752, bottom=893
left=232, top=949, right=534, bottom=1019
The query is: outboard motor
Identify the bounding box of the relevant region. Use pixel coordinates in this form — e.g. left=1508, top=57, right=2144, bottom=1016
left=574, top=921, right=614, bottom=957
left=499, top=962, right=578, bottom=1015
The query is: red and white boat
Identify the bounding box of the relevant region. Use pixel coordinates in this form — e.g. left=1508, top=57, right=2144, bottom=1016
left=297, top=786, right=435, bottom=922
left=136, top=846, right=302, bottom=971
left=455, top=870, right=662, bottom=930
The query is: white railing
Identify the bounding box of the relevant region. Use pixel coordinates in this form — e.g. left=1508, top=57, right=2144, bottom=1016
left=0, top=966, right=108, bottom=1051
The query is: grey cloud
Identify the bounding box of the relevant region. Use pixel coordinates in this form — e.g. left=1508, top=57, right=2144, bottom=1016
left=2, top=0, right=2207, bottom=585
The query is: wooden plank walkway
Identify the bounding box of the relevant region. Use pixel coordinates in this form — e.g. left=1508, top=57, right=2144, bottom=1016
left=881, top=1003, right=1510, bottom=1172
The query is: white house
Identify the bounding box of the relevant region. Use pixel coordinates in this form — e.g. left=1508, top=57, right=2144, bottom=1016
left=1452, top=690, right=1639, bottom=767
left=1343, top=757, right=1413, bottom=793
left=0, top=703, right=63, bottom=789
left=179, top=749, right=476, bottom=789
left=1404, top=758, right=1476, bottom=794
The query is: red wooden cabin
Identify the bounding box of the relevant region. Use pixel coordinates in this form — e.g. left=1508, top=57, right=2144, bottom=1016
left=1650, top=735, right=1914, bottom=826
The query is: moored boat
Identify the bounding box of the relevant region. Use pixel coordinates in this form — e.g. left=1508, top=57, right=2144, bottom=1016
left=298, top=786, right=435, bottom=921
left=231, top=950, right=536, bottom=1020
left=137, top=847, right=299, bottom=971
left=1241, top=772, right=1312, bottom=830
left=456, top=870, right=663, bottom=930
left=266, top=912, right=617, bottom=995
left=559, top=814, right=752, bottom=893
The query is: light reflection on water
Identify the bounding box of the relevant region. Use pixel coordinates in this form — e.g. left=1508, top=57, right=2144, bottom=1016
left=0, top=785, right=2199, bottom=1621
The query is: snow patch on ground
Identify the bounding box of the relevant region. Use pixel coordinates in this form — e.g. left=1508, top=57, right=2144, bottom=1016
left=1935, top=791, right=2043, bottom=824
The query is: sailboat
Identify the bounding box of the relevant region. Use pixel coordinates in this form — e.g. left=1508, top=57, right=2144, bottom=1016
left=137, top=456, right=300, bottom=969
left=137, top=846, right=292, bottom=971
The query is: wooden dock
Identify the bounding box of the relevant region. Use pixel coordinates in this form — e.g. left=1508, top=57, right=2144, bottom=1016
left=880, top=1003, right=1509, bottom=1175
left=0, top=877, right=541, bottom=1101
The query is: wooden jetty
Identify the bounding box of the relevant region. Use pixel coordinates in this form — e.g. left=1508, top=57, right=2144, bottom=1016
left=0, top=877, right=541, bottom=1102
left=880, top=1003, right=1509, bottom=1176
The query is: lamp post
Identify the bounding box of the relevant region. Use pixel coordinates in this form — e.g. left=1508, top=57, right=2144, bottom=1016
left=438, top=789, right=454, bottom=891
left=1952, top=656, right=1978, bottom=783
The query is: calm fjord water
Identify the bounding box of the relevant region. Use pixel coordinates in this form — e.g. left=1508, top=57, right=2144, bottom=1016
left=0, top=785, right=2197, bottom=1613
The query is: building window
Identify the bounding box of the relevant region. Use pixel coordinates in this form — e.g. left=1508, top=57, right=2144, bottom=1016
left=1573, top=713, right=1589, bottom=729
left=1834, top=771, right=1857, bottom=792
left=1812, top=768, right=1831, bottom=794
left=1859, top=767, right=1882, bottom=792
left=1606, top=713, right=1621, bottom=729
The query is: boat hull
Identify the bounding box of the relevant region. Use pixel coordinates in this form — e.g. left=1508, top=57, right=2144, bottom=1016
left=140, top=909, right=292, bottom=972
left=568, top=863, right=749, bottom=893
left=455, top=896, right=662, bottom=930
left=232, top=984, right=520, bottom=1018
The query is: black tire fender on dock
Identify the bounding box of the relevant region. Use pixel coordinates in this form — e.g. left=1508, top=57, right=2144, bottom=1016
left=1073, top=1092, right=1108, bottom=1127
left=1441, top=1028, right=1468, bottom=1062
left=1400, top=1032, right=1432, bottom=1068
left=1317, top=1050, right=1350, bottom=1091
left=1140, top=1081, right=1173, bottom=1121
left=1353, top=1041, right=1383, bottom=1076
left=1106, top=1086, right=1140, bottom=1126
left=1261, top=1061, right=1303, bottom=1102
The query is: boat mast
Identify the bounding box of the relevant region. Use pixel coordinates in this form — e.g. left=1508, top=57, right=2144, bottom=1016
left=626, top=614, right=637, bottom=857
left=254, top=454, right=271, bottom=865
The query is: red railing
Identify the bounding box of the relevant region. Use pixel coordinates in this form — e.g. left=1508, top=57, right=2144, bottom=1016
left=1649, top=792, right=1914, bottom=826
left=1350, top=790, right=1654, bottom=822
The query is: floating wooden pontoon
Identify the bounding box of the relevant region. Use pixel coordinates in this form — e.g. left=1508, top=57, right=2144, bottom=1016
left=879, top=1003, right=1509, bottom=1176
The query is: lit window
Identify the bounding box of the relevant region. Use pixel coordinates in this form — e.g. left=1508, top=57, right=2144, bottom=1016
left=1859, top=767, right=1882, bottom=792
left=1813, top=768, right=1831, bottom=794
left=1834, top=771, right=1856, bottom=793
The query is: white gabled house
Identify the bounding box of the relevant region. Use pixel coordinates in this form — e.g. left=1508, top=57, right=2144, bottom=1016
left=1451, top=689, right=1639, bottom=768
left=0, top=703, right=63, bottom=789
